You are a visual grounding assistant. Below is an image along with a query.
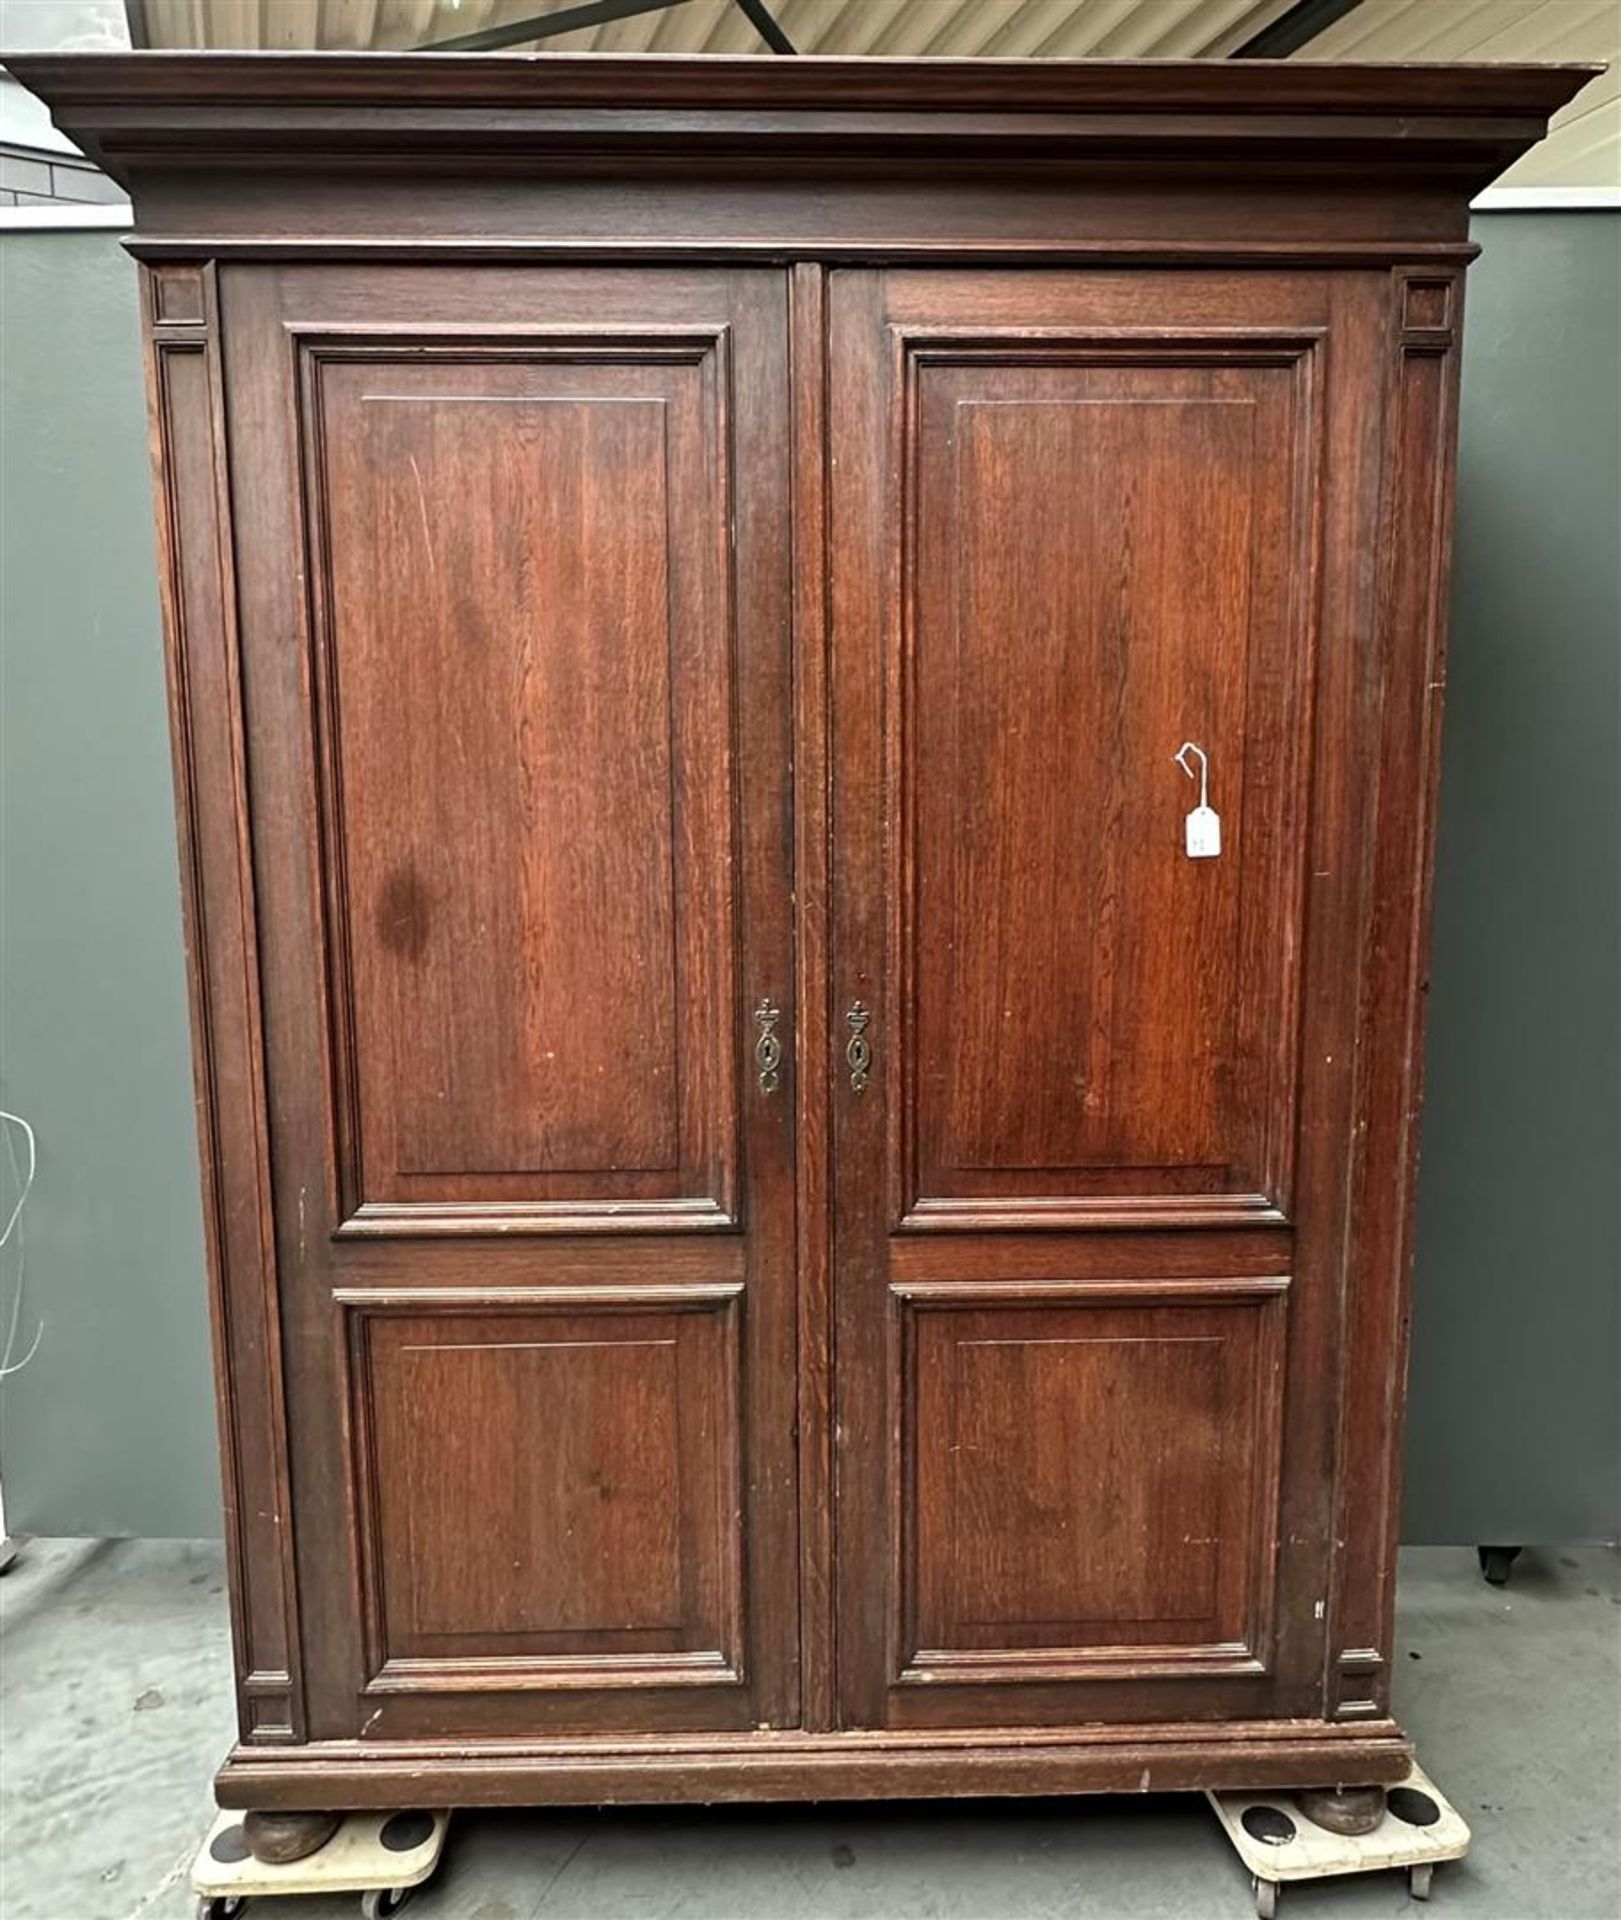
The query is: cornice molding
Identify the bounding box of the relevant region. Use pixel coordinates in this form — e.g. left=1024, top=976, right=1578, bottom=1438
left=4, top=52, right=1599, bottom=199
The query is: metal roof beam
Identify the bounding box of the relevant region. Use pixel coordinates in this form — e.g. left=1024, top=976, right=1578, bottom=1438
left=1233, top=0, right=1365, bottom=59
left=421, top=0, right=697, bottom=54
left=733, top=0, right=796, bottom=55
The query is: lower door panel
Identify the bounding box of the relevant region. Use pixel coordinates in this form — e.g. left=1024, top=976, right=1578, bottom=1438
left=897, top=1283, right=1287, bottom=1691
left=351, top=1295, right=745, bottom=1694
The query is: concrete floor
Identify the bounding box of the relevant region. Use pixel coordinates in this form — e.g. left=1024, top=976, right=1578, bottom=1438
left=1, top=1542, right=1616, bottom=1920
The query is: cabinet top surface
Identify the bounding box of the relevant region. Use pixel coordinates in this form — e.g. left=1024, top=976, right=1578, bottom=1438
left=7, top=49, right=1596, bottom=116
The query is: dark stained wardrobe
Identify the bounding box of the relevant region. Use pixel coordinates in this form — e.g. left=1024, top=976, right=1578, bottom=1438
left=14, top=49, right=1589, bottom=1838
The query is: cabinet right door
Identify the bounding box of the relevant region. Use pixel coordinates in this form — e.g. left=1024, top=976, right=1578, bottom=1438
left=827, top=267, right=1388, bottom=1733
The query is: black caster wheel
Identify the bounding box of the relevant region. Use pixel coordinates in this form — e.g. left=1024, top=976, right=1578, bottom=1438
left=196, top=1898, right=248, bottom=1920
left=1410, top=1862, right=1435, bottom=1901
left=1253, top=1876, right=1279, bottom=1919
left=360, top=1888, right=413, bottom=1920
left=1478, top=1545, right=1521, bottom=1587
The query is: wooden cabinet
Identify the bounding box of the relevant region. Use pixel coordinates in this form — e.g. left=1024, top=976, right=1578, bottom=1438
left=18, top=50, right=1587, bottom=1826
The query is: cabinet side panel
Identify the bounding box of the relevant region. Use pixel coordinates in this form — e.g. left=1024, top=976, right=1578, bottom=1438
left=1328, top=272, right=1464, bottom=1721
left=141, top=262, right=302, bottom=1744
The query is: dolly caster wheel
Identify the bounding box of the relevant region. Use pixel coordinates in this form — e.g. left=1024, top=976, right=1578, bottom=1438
left=1253, top=1876, right=1279, bottom=1919
left=361, top=1888, right=413, bottom=1920
left=1478, top=1545, right=1521, bottom=1588
left=196, top=1898, right=247, bottom=1920
left=1410, top=1862, right=1435, bottom=1901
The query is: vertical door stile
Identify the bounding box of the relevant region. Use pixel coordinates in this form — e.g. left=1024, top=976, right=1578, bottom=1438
left=790, top=260, right=837, bottom=1734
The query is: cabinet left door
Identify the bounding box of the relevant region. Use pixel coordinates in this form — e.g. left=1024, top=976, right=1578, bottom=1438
left=171, top=262, right=798, bottom=1745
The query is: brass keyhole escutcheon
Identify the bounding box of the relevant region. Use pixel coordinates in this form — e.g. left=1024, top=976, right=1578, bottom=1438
left=845, top=1002, right=872, bottom=1094
left=753, top=998, right=783, bottom=1095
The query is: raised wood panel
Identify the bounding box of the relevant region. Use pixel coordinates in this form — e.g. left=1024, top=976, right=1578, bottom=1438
left=898, top=1286, right=1286, bottom=1684
left=349, top=1295, right=742, bottom=1692
left=300, top=336, right=738, bottom=1233
left=901, top=339, right=1320, bottom=1229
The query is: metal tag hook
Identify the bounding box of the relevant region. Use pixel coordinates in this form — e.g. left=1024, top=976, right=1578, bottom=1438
left=1173, top=740, right=1210, bottom=811
left=1173, top=741, right=1221, bottom=859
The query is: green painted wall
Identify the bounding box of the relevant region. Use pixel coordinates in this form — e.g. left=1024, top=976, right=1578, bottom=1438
left=1, top=231, right=217, bottom=1537
left=0, top=219, right=1615, bottom=1543
left=1401, top=212, right=1621, bottom=1545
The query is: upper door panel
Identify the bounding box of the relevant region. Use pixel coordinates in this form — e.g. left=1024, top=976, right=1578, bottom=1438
left=305, top=338, right=737, bottom=1234
left=907, top=348, right=1318, bottom=1227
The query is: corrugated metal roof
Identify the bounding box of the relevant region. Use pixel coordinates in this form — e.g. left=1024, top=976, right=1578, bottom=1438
left=129, top=0, right=1617, bottom=187
left=131, top=0, right=1305, bottom=57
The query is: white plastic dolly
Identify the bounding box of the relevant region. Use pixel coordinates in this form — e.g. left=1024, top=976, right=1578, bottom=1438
left=191, top=1808, right=449, bottom=1920
left=1207, top=1762, right=1470, bottom=1917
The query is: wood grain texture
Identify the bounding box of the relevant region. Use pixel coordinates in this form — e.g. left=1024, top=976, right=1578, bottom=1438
left=212, top=1718, right=1414, bottom=1811
left=69, top=51, right=1567, bottom=1815
left=789, top=260, right=836, bottom=1734
left=1326, top=270, right=1466, bottom=1722
left=900, top=1289, right=1285, bottom=1683
left=301, top=337, right=737, bottom=1230
left=141, top=263, right=301, bottom=1745
left=830, top=266, right=1381, bottom=1739
left=215, top=263, right=796, bottom=1745
left=903, top=339, right=1318, bottom=1227
left=350, top=1295, right=741, bottom=1691
left=13, top=53, right=1594, bottom=203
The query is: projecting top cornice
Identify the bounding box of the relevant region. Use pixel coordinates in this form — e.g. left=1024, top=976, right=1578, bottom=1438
left=4, top=53, right=1601, bottom=260
left=8, top=51, right=1598, bottom=171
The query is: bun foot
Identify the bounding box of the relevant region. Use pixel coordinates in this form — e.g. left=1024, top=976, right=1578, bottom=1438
left=242, top=1808, right=343, bottom=1864
left=1296, top=1785, right=1386, bottom=1836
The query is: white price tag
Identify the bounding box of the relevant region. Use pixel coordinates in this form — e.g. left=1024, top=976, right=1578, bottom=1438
left=1174, top=742, right=1223, bottom=860
left=1185, top=803, right=1222, bottom=859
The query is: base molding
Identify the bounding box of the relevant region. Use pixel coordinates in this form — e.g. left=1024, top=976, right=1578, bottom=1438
left=217, top=1719, right=1412, bottom=1811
